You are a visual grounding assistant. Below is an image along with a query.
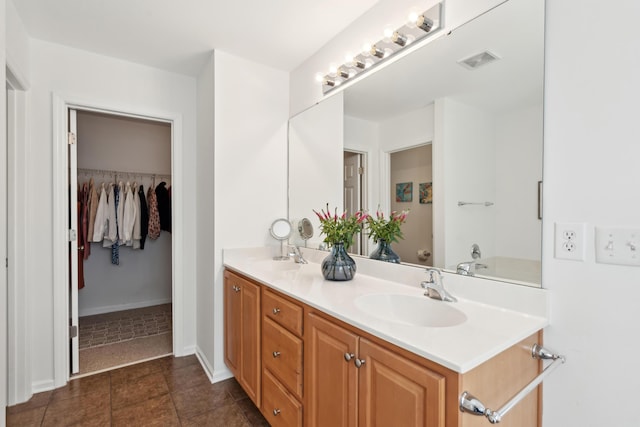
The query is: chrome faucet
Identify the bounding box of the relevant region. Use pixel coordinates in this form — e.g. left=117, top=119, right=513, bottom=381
left=456, top=261, right=475, bottom=276
left=421, top=267, right=457, bottom=302
left=288, top=245, right=308, bottom=264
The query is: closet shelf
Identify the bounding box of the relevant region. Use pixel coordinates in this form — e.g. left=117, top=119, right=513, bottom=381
left=77, top=167, right=171, bottom=181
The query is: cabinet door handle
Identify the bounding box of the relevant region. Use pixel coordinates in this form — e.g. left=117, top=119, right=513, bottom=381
left=355, top=358, right=366, bottom=368
left=272, top=307, right=281, bottom=315
left=272, top=351, right=281, bottom=358
left=273, top=409, right=281, bottom=416
left=344, top=352, right=355, bottom=362
left=232, top=285, right=240, bottom=292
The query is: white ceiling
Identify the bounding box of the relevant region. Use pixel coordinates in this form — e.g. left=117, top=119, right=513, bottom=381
left=11, top=0, right=381, bottom=75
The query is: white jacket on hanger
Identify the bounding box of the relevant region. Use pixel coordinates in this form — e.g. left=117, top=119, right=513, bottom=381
left=91, top=184, right=108, bottom=242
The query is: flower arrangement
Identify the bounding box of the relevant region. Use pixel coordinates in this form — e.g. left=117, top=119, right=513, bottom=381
left=313, top=204, right=367, bottom=249
left=366, top=208, right=409, bottom=243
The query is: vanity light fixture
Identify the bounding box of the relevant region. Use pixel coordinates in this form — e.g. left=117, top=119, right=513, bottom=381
left=318, top=2, right=443, bottom=94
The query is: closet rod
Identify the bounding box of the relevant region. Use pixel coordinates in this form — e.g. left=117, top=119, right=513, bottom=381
left=77, top=168, right=171, bottom=180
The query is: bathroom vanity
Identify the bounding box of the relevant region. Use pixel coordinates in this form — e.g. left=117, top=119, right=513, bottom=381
left=223, top=248, right=548, bottom=427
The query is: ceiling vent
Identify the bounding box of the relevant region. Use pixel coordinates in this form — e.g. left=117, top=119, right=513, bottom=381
left=457, top=51, right=501, bottom=70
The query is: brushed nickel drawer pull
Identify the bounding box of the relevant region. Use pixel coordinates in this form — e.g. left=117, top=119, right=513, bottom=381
left=344, top=352, right=355, bottom=362
left=273, top=351, right=281, bottom=358
left=355, top=358, right=366, bottom=368
left=272, top=307, right=281, bottom=314
left=273, top=409, right=281, bottom=416
left=232, top=285, right=240, bottom=292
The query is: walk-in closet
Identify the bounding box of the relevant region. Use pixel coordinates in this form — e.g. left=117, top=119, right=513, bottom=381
left=71, top=110, right=174, bottom=376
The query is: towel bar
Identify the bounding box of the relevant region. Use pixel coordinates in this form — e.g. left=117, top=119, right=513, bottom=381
left=459, top=343, right=565, bottom=424
left=458, top=201, right=494, bottom=207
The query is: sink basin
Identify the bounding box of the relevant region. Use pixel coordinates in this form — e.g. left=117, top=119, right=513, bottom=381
left=354, top=293, right=467, bottom=327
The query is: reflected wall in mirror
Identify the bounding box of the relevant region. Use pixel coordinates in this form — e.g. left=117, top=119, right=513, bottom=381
left=288, top=0, right=544, bottom=287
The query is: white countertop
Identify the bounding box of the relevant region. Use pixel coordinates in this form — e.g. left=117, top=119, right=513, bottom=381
left=223, top=247, right=549, bottom=374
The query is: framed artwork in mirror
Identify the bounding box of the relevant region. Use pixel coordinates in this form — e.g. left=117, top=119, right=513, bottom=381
left=419, top=182, right=433, bottom=204
left=396, top=182, right=413, bottom=202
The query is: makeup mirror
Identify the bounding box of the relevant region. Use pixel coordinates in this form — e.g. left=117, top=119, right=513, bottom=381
left=270, top=218, right=292, bottom=260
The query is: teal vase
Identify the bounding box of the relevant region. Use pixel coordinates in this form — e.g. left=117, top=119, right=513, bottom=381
left=370, top=239, right=401, bottom=263
left=321, top=242, right=357, bottom=281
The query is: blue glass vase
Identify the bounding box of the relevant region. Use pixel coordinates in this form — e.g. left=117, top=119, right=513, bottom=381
left=321, top=242, right=357, bottom=281
left=369, top=239, right=401, bottom=263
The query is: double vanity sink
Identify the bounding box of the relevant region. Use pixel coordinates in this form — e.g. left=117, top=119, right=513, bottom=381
left=225, top=246, right=548, bottom=373
left=223, top=246, right=549, bottom=426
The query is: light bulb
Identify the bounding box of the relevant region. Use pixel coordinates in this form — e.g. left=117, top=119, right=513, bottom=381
left=328, top=65, right=338, bottom=76
left=361, top=42, right=372, bottom=56
left=345, top=53, right=354, bottom=65
left=408, top=11, right=419, bottom=26
left=383, top=27, right=394, bottom=41
left=315, top=73, right=324, bottom=83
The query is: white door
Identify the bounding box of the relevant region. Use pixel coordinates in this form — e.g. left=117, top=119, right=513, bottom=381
left=68, top=109, right=80, bottom=374
left=344, top=151, right=363, bottom=254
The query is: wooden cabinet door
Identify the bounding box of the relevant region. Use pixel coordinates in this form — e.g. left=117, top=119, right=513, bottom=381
left=224, top=271, right=261, bottom=407
left=239, top=276, right=261, bottom=407
left=223, top=271, right=241, bottom=377
left=358, top=338, right=446, bottom=427
left=305, top=313, right=359, bottom=427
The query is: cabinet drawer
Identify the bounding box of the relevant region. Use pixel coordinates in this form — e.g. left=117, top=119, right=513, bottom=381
left=263, top=317, right=303, bottom=399
left=262, top=369, right=303, bottom=427
left=263, top=288, right=303, bottom=335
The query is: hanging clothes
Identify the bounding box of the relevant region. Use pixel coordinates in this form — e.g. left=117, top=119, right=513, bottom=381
left=139, top=185, right=149, bottom=249
left=132, top=184, right=142, bottom=249
left=111, top=184, right=121, bottom=265
left=155, top=182, right=171, bottom=233
left=104, top=183, right=117, bottom=246
left=92, top=183, right=108, bottom=242
left=122, top=182, right=137, bottom=246
left=86, top=179, right=99, bottom=247
left=81, top=182, right=91, bottom=260
left=147, top=185, right=161, bottom=240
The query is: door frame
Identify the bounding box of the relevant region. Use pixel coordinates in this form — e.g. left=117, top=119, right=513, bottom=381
left=52, top=94, right=184, bottom=386
left=6, top=64, right=30, bottom=404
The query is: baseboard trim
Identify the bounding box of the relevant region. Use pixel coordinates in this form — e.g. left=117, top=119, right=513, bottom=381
left=31, top=379, right=56, bottom=395
left=78, top=298, right=172, bottom=317
left=195, top=346, right=233, bottom=384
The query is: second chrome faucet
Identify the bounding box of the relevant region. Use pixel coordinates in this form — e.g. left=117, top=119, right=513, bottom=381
left=421, top=267, right=457, bottom=302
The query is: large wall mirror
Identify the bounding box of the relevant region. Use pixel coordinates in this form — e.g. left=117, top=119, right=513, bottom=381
left=289, top=0, right=544, bottom=287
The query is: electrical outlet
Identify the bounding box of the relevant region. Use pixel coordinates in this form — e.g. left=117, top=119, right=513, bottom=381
left=555, top=222, right=586, bottom=261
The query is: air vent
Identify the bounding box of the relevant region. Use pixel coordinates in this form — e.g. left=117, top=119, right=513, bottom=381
left=457, top=51, right=501, bottom=70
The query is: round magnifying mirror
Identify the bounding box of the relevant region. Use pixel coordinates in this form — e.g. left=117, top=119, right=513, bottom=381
left=298, top=218, right=314, bottom=242
left=270, top=218, right=292, bottom=260
left=270, top=218, right=292, bottom=240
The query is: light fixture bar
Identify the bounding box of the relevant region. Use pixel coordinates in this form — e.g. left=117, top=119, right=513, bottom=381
left=320, top=2, right=443, bottom=94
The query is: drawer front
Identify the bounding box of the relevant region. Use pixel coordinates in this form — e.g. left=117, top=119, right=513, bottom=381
left=263, top=289, right=303, bottom=336
left=262, top=369, right=303, bottom=427
left=263, top=317, right=303, bottom=399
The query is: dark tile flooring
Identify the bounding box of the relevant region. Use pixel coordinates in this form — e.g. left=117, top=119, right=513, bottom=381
left=6, top=355, right=269, bottom=426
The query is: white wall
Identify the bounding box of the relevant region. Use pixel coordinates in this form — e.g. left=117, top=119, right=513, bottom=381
left=6, top=0, right=29, bottom=82
left=437, top=98, right=496, bottom=269
left=1, top=0, right=8, bottom=420
left=213, top=51, right=289, bottom=379
left=289, top=0, right=506, bottom=115
left=27, top=39, right=198, bottom=389
left=494, top=105, right=542, bottom=261
left=542, top=1, right=640, bottom=426
left=76, top=112, right=172, bottom=316
left=195, top=53, right=216, bottom=377
left=289, top=93, right=344, bottom=243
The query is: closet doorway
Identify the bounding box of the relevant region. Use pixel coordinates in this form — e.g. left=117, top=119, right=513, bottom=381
left=69, top=108, right=174, bottom=377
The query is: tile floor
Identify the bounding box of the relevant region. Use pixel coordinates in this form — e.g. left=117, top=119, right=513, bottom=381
left=6, top=355, right=269, bottom=426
